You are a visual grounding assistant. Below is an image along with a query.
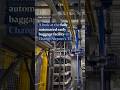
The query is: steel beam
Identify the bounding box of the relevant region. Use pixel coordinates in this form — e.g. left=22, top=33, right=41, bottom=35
left=44, top=0, right=61, bottom=22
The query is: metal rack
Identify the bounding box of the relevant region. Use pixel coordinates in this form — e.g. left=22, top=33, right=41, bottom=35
left=53, top=55, right=72, bottom=90
left=48, top=41, right=72, bottom=90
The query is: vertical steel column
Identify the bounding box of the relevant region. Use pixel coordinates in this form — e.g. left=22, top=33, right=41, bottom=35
left=101, top=66, right=105, bottom=90
left=77, top=53, right=80, bottom=88
left=47, top=49, right=52, bottom=90
left=96, top=7, right=105, bottom=90
left=48, top=10, right=53, bottom=90
left=52, top=42, right=56, bottom=90
left=75, top=29, right=81, bottom=89
left=97, top=0, right=112, bottom=90
left=63, top=41, right=66, bottom=90
left=96, top=8, right=105, bottom=56
left=105, top=8, right=112, bottom=90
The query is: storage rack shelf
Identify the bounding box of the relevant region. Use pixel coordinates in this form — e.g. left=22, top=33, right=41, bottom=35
left=52, top=55, right=72, bottom=90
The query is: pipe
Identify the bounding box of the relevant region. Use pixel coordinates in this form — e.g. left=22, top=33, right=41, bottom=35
left=61, top=0, right=75, bottom=41
left=75, top=29, right=81, bottom=89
